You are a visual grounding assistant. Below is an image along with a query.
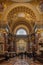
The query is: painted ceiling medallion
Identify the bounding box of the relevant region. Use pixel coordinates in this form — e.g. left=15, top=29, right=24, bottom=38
left=11, top=0, right=32, bottom=2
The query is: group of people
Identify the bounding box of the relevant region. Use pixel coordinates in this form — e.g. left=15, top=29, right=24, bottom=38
left=4, top=51, right=36, bottom=61
left=17, top=51, right=36, bottom=61
left=17, top=51, right=27, bottom=59
left=4, top=46, right=36, bottom=62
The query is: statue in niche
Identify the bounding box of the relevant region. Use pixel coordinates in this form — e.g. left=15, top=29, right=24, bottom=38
left=0, top=2, right=4, bottom=12
left=39, top=2, right=43, bottom=12
left=0, top=43, right=3, bottom=53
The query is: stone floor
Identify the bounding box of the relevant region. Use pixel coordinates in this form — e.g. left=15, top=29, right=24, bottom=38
left=0, top=57, right=43, bottom=65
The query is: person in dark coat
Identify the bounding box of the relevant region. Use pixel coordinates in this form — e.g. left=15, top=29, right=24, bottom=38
left=21, top=52, right=23, bottom=59
left=5, top=52, right=9, bottom=61
left=32, top=46, right=36, bottom=61
left=24, top=51, right=27, bottom=58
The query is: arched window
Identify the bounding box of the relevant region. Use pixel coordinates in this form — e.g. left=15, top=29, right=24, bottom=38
left=16, top=28, right=27, bottom=35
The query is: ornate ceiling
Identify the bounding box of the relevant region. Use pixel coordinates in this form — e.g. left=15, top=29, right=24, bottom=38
left=11, top=0, right=32, bottom=2
left=7, top=6, right=37, bottom=33
left=0, top=0, right=43, bottom=3
left=7, top=6, right=36, bottom=21
left=0, top=0, right=32, bottom=2
left=0, top=0, right=43, bottom=34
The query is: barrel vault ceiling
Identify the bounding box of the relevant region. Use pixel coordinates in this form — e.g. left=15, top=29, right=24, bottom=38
left=0, top=0, right=43, bottom=33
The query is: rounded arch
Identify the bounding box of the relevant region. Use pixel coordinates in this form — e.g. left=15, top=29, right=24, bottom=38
left=13, top=24, right=29, bottom=35
left=7, top=6, right=36, bottom=20
left=12, top=19, right=33, bottom=34
left=16, top=28, right=27, bottom=35
left=2, top=3, right=39, bottom=21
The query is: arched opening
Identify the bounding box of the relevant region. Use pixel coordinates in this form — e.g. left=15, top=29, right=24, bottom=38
left=15, top=28, right=28, bottom=52
left=16, top=28, right=27, bottom=35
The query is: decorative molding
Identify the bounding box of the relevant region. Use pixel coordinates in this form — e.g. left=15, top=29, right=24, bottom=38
left=7, top=6, right=36, bottom=32
left=11, top=0, right=32, bottom=3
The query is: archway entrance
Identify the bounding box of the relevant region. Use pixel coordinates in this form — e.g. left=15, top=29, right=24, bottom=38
left=16, top=28, right=28, bottom=53
left=5, top=5, right=36, bottom=56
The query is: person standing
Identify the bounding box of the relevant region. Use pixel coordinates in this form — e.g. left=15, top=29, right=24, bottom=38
left=32, top=45, right=36, bottom=61
left=24, top=51, right=27, bottom=59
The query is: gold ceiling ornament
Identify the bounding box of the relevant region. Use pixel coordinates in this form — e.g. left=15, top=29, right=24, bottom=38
left=11, top=19, right=33, bottom=34
left=2, top=3, right=39, bottom=21
left=7, top=6, right=36, bottom=27
left=7, top=6, right=36, bottom=19
left=2, top=5, right=38, bottom=33
left=8, top=12, right=35, bottom=24
left=36, top=29, right=43, bottom=34
left=37, top=1, right=43, bottom=14
left=13, top=24, right=29, bottom=35
left=11, top=0, right=32, bottom=2
left=0, top=29, right=7, bottom=34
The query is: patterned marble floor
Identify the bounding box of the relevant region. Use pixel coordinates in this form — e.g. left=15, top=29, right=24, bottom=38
left=0, top=57, right=43, bottom=65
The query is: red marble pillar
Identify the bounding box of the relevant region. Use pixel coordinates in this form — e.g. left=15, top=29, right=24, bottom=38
left=27, top=37, right=30, bottom=52
left=3, top=33, right=8, bottom=51
left=13, top=37, right=17, bottom=52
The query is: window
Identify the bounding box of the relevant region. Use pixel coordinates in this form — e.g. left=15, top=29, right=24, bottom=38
left=16, top=29, right=27, bottom=35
